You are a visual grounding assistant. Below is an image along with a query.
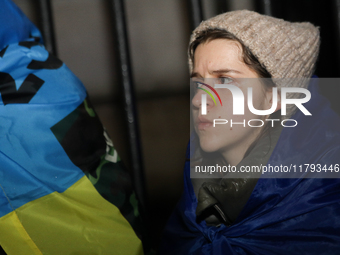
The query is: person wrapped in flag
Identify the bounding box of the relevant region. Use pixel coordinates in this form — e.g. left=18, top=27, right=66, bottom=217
left=160, top=10, right=340, bottom=255
left=0, top=0, right=148, bottom=254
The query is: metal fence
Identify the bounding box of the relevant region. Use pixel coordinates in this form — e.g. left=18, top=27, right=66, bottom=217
left=36, top=0, right=340, bottom=212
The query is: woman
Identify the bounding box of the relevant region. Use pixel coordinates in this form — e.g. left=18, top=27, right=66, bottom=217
left=160, top=10, right=340, bottom=254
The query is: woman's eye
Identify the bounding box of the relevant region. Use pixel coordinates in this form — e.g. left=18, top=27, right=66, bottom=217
left=217, top=77, right=232, bottom=84
left=218, top=77, right=233, bottom=84
left=196, top=82, right=204, bottom=88
left=192, top=81, right=203, bottom=88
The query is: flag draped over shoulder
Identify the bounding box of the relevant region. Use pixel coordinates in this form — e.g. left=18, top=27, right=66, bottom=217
left=160, top=79, right=340, bottom=255
left=0, top=1, right=143, bottom=254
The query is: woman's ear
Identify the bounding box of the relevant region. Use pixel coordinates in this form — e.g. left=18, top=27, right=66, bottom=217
left=266, top=87, right=281, bottom=113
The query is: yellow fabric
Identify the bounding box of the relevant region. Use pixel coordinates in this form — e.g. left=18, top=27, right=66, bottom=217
left=0, top=212, right=42, bottom=255
left=1, top=176, right=143, bottom=255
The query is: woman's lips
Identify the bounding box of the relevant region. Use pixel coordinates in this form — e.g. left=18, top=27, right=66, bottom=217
left=196, top=116, right=213, bottom=130
left=197, top=122, right=213, bottom=130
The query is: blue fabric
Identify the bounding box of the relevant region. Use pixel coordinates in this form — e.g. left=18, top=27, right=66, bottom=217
left=0, top=0, right=41, bottom=49
left=0, top=0, right=86, bottom=216
left=160, top=79, right=340, bottom=254
left=0, top=4, right=152, bottom=253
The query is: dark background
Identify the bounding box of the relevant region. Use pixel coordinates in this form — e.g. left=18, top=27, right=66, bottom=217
left=13, top=0, right=340, bottom=248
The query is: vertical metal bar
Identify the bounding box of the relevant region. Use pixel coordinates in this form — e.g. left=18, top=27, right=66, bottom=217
left=328, top=0, right=340, bottom=114
left=37, top=0, right=57, bottom=56
left=332, top=0, right=340, bottom=73
left=255, top=0, right=273, bottom=16
left=216, top=0, right=230, bottom=14
left=108, top=0, right=146, bottom=208
left=188, top=0, right=204, bottom=31
left=262, top=0, right=272, bottom=16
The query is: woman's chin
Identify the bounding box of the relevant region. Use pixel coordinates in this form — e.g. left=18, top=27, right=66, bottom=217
left=199, top=141, right=220, bottom=153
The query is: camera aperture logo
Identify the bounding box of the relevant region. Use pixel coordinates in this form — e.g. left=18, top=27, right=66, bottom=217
left=196, top=82, right=223, bottom=107
left=197, top=81, right=312, bottom=127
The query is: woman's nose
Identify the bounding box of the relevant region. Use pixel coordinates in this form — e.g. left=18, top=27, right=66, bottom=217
left=191, top=87, right=215, bottom=112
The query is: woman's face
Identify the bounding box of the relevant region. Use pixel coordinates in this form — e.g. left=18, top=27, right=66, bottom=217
left=191, top=39, right=274, bottom=166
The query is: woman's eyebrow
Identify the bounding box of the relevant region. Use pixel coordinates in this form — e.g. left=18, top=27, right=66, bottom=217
left=190, top=72, right=201, bottom=78
left=212, top=69, right=242, bottom=74
left=190, top=69, right=243, bottom=78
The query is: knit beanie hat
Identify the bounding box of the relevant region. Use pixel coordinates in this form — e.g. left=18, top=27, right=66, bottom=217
left=189, top=10, right=320, bottom=84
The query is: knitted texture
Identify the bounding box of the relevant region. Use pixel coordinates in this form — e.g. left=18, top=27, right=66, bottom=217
left=189, top=10, right=320, bottom=84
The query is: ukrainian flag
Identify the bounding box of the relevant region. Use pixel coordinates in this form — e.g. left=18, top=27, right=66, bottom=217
left=0, top=1, right=143, bottom=254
